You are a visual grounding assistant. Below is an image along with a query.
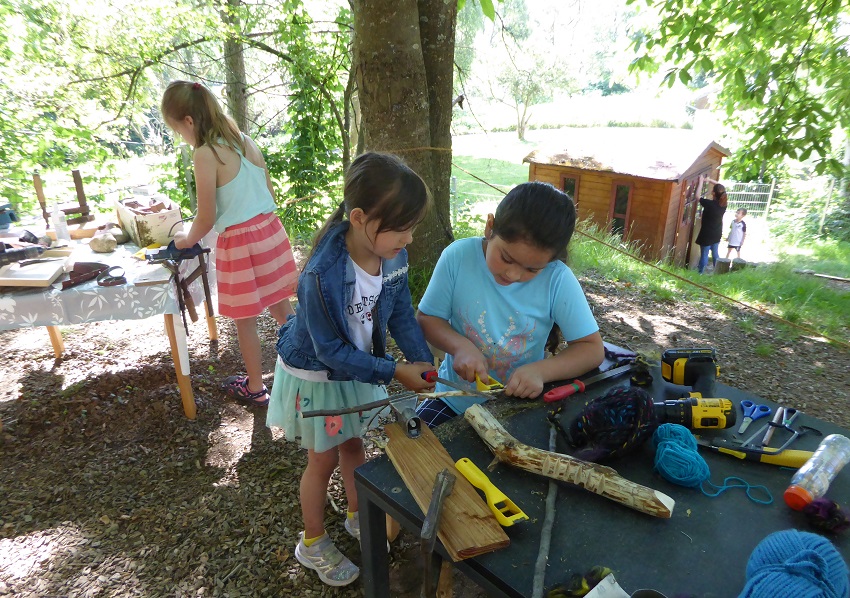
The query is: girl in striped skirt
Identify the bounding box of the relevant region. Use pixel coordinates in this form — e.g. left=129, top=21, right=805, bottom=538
left=161, top=81, right=298, bottom=407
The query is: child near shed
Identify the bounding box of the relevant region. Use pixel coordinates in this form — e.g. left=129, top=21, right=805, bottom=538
left=726, top=208, right=747, bottom=259
left=415, top=181, right=604, bottom=428
left=267, top=152, right=435, bottom=586
left=161, top=80, right=298, bottom=407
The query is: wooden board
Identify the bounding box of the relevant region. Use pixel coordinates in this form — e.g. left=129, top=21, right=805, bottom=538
left=133, top=264, right=172, bottom=286
left=384, top=422, right=510, bottom=561
left=0, top=260, right=66, bottom=287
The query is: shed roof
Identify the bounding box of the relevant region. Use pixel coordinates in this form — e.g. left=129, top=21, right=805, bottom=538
left=523, top=128, right=730, bottom=181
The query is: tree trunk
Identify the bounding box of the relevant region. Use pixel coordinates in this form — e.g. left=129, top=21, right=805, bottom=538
left=352, top=0, right=455, bottom=274
left=222, top=0, right=248, bottom=132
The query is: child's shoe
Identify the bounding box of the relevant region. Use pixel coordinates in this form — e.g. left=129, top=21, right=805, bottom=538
left=344, top=512, right=361, bottom=542
left=222, top=375, right=269, bottom=407
left=344, top=512, right=390, bottom=551
left=294, top=532, right=359, bottom=587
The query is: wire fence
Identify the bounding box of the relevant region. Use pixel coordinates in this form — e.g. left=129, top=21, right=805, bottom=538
left=722, top=180, right=777, bottom=218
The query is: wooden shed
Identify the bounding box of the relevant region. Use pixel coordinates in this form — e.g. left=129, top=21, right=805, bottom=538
left=524, top=128, right=730, bottom=266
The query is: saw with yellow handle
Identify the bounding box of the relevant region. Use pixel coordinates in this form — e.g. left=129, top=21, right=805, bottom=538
left=455, top=457, right=528, bottom=526
left=695, top=439, right=813, bottom=468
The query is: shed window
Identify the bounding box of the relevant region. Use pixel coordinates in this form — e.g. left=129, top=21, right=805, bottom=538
left=561, top=175, right=579, bottom=204
left=610, top=183, right=633, bottom=239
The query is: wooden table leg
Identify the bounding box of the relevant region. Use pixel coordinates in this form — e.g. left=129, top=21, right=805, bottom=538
left=46, top=326, right=64, bottom=358
left=206, top=314, right=218, bottom=341
left=164, top=313, right=197, bottom=419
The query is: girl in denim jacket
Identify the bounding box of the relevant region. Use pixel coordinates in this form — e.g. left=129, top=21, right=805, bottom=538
left=267, top=152, right=435, bottom=586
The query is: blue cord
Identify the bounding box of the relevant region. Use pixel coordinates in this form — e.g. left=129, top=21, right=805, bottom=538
left=701, top=476, right=774, bottom=505
left=653, top=424, right=774, bottom=506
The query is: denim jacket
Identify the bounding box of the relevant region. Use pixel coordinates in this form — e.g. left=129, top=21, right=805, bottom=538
left=277, top=221, right=432, bottom=384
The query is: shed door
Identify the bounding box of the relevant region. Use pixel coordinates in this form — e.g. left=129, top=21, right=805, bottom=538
left=673, top=173, right=709, bottom=266
left=609, top=182, right=633, bottom=240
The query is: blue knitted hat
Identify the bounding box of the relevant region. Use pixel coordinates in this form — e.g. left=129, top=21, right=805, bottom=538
left=738, top=529, right=849, bottom=598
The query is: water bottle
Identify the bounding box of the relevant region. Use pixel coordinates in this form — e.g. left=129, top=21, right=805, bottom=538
left=52, top=203, right=71, bottom=242
left=784, top=434, right=850, bottom=510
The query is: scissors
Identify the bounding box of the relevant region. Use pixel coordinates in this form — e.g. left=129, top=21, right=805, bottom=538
left=737, top=400, right=771, bottom=434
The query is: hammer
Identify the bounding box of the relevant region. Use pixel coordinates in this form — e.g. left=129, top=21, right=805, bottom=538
left=421, top=468, right=455, bottom=598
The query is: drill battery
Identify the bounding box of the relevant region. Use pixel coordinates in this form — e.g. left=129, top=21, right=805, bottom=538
left=661, top=347, right=720, bottom=398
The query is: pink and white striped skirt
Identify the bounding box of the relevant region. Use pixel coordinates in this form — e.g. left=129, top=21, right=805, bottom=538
left=216, top=212, right=298, bottom=319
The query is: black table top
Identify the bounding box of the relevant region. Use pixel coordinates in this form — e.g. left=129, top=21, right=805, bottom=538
left=356, top=368, right=850, bottom=597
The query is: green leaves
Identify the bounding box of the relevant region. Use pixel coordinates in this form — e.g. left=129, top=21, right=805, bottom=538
left=629, top=0, right=850, bottom=179
left=478, top=0, right=496, bottom=20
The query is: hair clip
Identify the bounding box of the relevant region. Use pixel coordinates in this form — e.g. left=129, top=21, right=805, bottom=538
left=192, top=82, right=201, bottom=90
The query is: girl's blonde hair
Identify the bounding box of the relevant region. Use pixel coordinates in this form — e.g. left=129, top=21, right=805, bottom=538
left=160, top=81, right=245, bottom=163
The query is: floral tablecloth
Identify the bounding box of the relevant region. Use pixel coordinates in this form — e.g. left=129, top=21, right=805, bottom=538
left=0, top=243, right=207, bottom=330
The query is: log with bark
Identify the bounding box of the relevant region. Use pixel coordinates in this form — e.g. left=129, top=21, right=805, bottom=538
left=464, top=404, right=674, bottom=519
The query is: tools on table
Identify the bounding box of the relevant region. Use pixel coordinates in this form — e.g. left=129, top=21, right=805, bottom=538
left=455, top=457, right=528, bottom=526
left=301, top=391, right=424, bottom=439
left=422, top=371, right=492, bottom=400
left=653, top=396, right=736, bottom=429
left=760, top=406, right=791, bottom=447
left=695, top=439, right=814, bottom=468
left=738, top=400, right=771, bottom=434
left=660, top=347, right=719, bottom=398
left=476, top=374, right=504, bottom=393
left=657, top=347, right=736, bottom=429
left=543, top=363, right=635, bottom=403
left=698, top=404, right=822, bottom=468
left=420, top=469, right=455, bottom=598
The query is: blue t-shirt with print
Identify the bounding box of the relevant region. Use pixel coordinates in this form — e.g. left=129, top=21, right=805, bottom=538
left=418, top=237, right=599, bottom=414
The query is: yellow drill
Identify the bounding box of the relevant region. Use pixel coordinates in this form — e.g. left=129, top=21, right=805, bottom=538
left=656, top=348, right=736, bottom=430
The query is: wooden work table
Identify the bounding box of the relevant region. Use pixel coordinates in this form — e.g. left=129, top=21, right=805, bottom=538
left=355, top=367, right=850, bottom=597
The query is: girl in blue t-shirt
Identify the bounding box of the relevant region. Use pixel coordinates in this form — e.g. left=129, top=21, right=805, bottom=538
left=415, top=181, right=604, bottom=427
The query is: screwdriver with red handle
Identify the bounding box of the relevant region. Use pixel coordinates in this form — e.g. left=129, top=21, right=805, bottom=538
left=543, top=363, right=634, bottom=402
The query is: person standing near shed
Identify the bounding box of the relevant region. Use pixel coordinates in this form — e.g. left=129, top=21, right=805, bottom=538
left=695, top=181, right=728, bottom=274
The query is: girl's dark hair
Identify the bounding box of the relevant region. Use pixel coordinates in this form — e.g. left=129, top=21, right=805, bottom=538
left=310, top=152, right=431, bottom=255
left=492, top=181, right=576, bottom=260
left=713, top=183, right=728, bottom=207
left=160, top=81, right=245, bottom=164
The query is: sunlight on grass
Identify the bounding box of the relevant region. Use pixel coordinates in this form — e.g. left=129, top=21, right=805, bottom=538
left=777, top=238, right=850, bottom=278
left=566, top=222, right=849, bottom=345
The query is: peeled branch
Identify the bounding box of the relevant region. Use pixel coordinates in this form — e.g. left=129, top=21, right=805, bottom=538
left=464, top=403, right=674, bottom=519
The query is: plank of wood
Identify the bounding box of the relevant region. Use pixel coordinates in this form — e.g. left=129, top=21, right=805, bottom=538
left=133, top=264, right=172, bottom=286
left=384, top=422, right=510, bottom=561
left=0, top=260, right=66, bottom=287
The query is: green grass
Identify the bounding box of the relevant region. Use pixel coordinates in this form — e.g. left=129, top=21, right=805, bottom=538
left=776, top=238, right=850, bottom=278
left=451, top=155, right=528, bottom=202
left=567, top=222, right=850, bottom=346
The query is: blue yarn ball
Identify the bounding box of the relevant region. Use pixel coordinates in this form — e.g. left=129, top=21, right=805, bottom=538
left=653, top=423, right=698, bottom=450
left=738, top=529, right=850, bottom=598
left=652, top=423, right=709, bottom=487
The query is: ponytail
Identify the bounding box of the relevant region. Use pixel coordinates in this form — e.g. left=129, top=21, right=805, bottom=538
left=160, top=81, right=245, bottom=163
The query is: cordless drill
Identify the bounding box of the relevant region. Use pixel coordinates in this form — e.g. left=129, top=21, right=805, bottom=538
left=655, top=348, right=736, bottom=430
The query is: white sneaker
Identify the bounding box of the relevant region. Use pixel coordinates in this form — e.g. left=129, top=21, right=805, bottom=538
left=294, top=532, right=359, bottom=587
left=344, top=512, right=361, bottom=542
left=345, top=512, right=390, bottom=551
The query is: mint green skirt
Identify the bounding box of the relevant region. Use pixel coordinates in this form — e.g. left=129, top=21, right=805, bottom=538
left=266, top=358, right=387, bottom=453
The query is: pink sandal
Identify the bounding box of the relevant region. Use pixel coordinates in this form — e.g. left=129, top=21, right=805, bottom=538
left=222, top=375, right=270, bottom=407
